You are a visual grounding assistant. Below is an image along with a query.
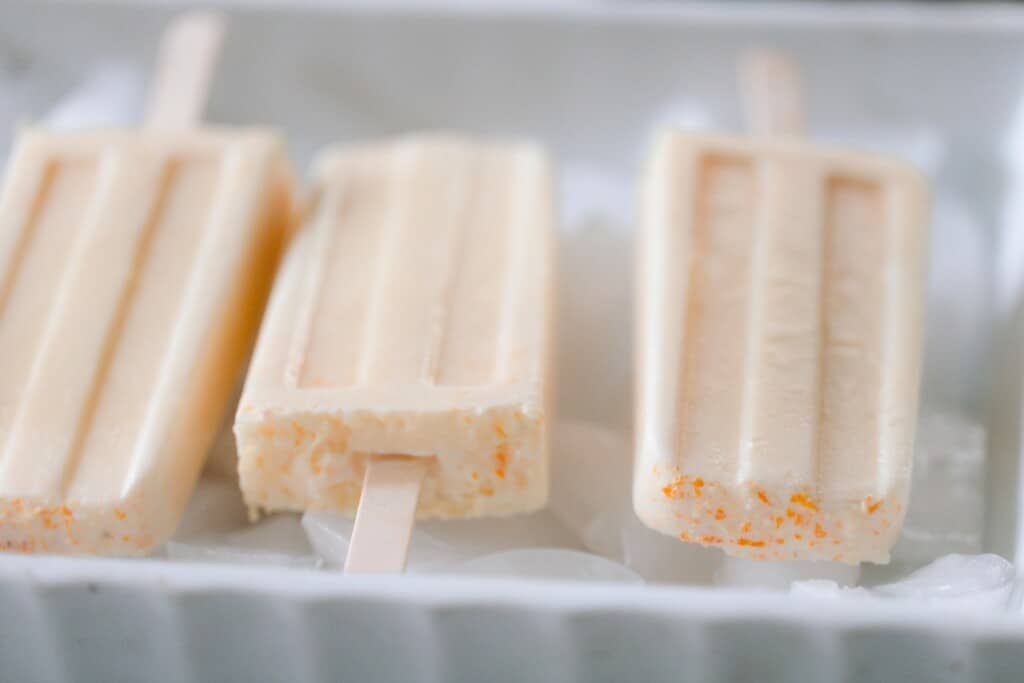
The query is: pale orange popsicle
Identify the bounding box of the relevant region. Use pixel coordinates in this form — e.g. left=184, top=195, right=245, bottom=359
left=634, top=131, right=928, bottom=563
left=235, top=135, right=556, bottom=526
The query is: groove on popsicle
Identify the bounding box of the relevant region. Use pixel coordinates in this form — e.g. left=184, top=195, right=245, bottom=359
left=435, top=147, right=513, bottom=386
left=493, top=149, right=534, bottom=385
left=0, top=160, right=98, bottom=484
left=1, top=151, right=170, bottom=497
left=293, top=150, right=392, bottom=389
left=735, top=160, right=774, bottom=485
left=59, top=157, right=175, bottom=498
left=419, top=148, right=475, bottom=385
left=354, top=145, right=419, bottom=386
left=676, top=152, right=755, bottom=479
left=812, top=172, right=838, bottom=501
left=284, top=185, right=344, bottom=389
left=120, top=145, right=247, bottom=498
left=285, top=141, right=543, bottom=393
left=876, top=181, right=909, bottom=494
left=738, top=158, right=826, bottom=490
left=816, top=175, right=885, bottom=501
left=737, top=158, right=774, bottom=485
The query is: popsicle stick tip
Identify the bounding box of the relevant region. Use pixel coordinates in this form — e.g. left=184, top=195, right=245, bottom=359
left=738, top=48, right=805, bottom=137
left=145, top=10, right=227, bottom=129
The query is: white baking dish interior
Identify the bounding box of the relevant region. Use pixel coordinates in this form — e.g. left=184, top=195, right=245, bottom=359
left=0, top=0, right=1023, bottom=665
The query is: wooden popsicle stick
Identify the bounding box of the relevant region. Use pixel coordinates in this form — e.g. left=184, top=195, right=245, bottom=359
left=738, top=49, right=805, bottom=137
left=144, top=10, right=226, bottom=130
left=344, top=455, right=430, bottom=574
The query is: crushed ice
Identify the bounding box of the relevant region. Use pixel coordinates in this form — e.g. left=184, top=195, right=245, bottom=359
left=791, top=554, right=1015, bottom=610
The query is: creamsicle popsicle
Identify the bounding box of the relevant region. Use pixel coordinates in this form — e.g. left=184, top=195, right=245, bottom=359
left=235, top=136, right=555, bottom=569
left=634, top=130, right=928, bottom=564
left=0, top=14, right=294, bottom=555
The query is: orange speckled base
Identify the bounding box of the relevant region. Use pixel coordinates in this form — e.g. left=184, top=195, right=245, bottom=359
left=0, top=489, right=166, bottom=556
left=236, top=404, right=548, bottom=519
left=634, top=467, right=907, bottom=564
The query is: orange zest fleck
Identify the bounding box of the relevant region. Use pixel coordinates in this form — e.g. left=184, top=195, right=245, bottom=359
left=776, top=538, right=785, bottom=545
left=714, top=508, right=726, bottom=521
left=121, top=535, right=131, bottom=543
left=814, top=523, right=827, bottom=539
left=480, top=485, right=495, bottom=497
left=661, top=477, right=686, bottom=499
left=471, top=471, right=479, bottom=480
left=757, top=490, right=770, bottom=505
left=736, top=537, right=765, bottom=548
left=679, top=531, right=691, bottom=542
left=495, top=451, right=508, bottom=466
left=700, top=535, right=723, bottom=544
left=114, top=509, right=126, bottom=521
left=60, top=506, right=72, bottom=518
left=775, top=516, right=784, bottom=529
left=867, top=499, right=883, bottom=514
left=794, top=533, right=803, bottom=540
left=495, top=467, right=506, bottom=479
left=741, top=521, right=752, bottom=533
left=790, top=492, right=818, bottom=512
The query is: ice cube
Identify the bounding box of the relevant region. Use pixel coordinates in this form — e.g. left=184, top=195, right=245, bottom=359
left=167, top=514, right=320, bottom=570
left=620, top=515, right=721, bottom=584
left=452, top=549, right=643, bottom=583
left=549, top=420, right=632, bottom=555
left=717, top=557, right=860, bottom=590
left=301, top=512, right=352, bottom=568
left=894, top=413, right=986, bottom=566
left=873, top=554, right=1015, bottom=609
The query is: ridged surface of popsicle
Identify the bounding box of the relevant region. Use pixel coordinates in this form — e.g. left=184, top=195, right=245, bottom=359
left=635, top=131, right=927, bottom=563
left=236, top=135, right=555, bottom=518
left=0, top=128, right=292, bottom=554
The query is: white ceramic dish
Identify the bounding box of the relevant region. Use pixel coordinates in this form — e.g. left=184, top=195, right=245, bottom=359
left=3, top=2, right=1024, bottom=680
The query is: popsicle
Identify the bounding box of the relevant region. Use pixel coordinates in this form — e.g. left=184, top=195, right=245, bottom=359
left=0, top=13, right=293, bottom=555
left=634, top=53, right=928, bottom=564
left=235, top=135, right=555, bottom=572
